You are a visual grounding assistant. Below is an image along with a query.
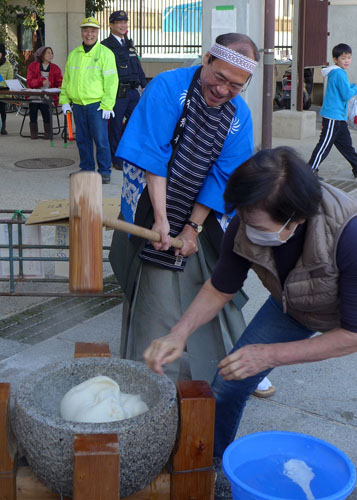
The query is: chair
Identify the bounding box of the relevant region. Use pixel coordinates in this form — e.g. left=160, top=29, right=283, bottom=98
left=19, top=102, right=63, bottom=138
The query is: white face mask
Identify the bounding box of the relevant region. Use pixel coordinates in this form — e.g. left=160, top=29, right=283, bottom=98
left=245, top=217, right=298, bottom=246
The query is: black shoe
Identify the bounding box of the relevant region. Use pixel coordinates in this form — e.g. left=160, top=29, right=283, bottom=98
left=112, top=162, right=123, bottom=171
left=1, top=128, right=8, bottom=135
left=101, top=174, right=111, bottom=184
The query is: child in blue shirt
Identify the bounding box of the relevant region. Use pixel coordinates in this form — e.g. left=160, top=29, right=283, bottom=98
left=309, top=43, right=357, bottom=178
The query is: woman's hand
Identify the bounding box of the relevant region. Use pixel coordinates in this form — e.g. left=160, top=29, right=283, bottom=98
left=143, top=332, right=187, bottom=375
left=218, top=344, right=276, bottom=380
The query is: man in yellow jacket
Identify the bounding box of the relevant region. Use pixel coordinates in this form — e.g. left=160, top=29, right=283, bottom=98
left=59, top=17, right=118, bottom=184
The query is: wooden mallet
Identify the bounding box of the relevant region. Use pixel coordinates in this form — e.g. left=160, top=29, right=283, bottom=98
left=69, top=171, right=183, bottom=293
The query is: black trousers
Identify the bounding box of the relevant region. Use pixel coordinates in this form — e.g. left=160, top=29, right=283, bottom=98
left=29, top=102, right=50, bottom=124
left=309, top=117, right=357, bottom=174
left=0, top=101, right=6, bottom=127
left=109, top=88, right=140, bottom=166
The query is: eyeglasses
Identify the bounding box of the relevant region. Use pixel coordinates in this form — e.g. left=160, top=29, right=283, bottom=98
left=207, top=64, right=252, bottom=94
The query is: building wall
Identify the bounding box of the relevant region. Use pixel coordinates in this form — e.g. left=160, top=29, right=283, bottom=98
left=328, top=1, right=357, bottom=84
left=44, top=0, right=85, bottom=72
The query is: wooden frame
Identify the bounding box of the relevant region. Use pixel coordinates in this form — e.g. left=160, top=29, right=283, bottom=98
left=0, top=342, right=215, bottom=500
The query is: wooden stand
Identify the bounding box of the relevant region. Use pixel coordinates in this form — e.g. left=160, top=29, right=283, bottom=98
left=73, top=434, right=120, bottom=500
left=0, top=342, right=215, bottom=500
left=171, top=381, right=215, bottom=499
left=74, top=342, right=111, bottom=358
left=0, top=383, right=17, bottom=500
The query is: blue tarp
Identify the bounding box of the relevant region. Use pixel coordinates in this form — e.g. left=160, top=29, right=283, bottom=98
left=163, top=1, right=202, bottom=33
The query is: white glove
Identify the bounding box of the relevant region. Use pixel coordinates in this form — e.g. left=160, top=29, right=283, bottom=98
left=100, top=109, right=115, bottom=120
left=62, top=103, right=72, bottom=114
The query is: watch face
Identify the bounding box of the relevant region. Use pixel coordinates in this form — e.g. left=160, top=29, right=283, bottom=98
left=197, top=225, right=203, bottom=233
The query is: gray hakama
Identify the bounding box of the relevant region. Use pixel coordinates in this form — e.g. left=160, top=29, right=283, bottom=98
left=119, top=238, right=247, bottom=383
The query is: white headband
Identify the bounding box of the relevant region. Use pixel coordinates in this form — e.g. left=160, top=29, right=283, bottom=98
left=209, top=43, right=257, bottom=74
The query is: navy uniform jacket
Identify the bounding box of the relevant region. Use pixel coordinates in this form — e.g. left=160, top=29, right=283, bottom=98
left=101, top=34, right=147, bottom=87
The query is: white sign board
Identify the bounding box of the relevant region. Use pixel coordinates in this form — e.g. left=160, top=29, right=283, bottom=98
left=211, top=6, right=237, bottom=46
left=5, top=79, right=26, bottom=91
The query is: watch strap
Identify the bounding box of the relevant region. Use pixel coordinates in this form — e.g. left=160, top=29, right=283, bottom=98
left=186, top=220, right=202, bottom=232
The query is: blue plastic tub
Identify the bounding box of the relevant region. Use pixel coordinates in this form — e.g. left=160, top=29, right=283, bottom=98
left=222, top=431, right=356, bottom=500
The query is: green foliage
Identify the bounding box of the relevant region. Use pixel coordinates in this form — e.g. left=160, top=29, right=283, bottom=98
left=0, top=0, right=44, bottom=31
left=86, top=0, right=114, bottom=17
left=0, top=0, right=44, bottom=74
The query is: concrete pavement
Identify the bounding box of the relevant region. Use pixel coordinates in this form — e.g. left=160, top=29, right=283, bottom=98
left=0, top=109, right=356, bottom=498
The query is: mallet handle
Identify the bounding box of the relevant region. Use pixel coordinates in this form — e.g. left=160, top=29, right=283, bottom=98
left=102, top=216, right=184, bottom=249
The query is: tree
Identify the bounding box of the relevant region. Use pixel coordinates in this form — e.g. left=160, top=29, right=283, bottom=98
left=0, top=0, right=44, bottom=34
left=86, top=0, right=114, bottom=16
left=0, top=0, right=44, bottom=73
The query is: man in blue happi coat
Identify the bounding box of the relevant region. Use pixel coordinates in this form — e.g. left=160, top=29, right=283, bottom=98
left=109, top=33, right=273, bottom=393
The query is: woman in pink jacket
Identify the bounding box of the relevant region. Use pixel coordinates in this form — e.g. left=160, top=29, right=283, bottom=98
left=26, top=46, right=62, bottom=139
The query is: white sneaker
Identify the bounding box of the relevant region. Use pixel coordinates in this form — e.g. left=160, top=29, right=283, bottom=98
left=253, top=377, right=276, bottom=398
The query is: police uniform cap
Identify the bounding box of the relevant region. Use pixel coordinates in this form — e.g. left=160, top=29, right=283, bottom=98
left=109, top=10, right=128, bottom=23
left=80, top=17, right=100, bottom=28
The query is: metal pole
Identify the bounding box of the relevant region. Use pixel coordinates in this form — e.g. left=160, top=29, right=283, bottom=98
left=291, top=0, right=299, bottom=111
left=297, top=0, right=306, bottom=111
left=261, top=0, right=275, bottom=149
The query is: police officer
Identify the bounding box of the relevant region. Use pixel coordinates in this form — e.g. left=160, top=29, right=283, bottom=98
left=101, top=10, right=147, bottom=171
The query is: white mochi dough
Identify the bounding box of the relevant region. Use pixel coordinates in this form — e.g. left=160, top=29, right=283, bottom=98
left=60, top=375, right=148, bottom=423
left=283, top=459, right=315, bottom=500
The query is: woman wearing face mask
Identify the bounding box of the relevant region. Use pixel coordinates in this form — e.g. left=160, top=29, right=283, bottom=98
left=143, top=146, right=357, bottom=462
left=26, top=46, right=62, bottom=139
left=0, top=43, right=14, bottom=135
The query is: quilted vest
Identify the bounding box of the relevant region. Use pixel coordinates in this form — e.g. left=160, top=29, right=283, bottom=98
left=233, top=183, right=357, bottom=332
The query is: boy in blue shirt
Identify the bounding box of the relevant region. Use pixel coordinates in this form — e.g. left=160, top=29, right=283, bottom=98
left=309, top=43, right=357, bottom=178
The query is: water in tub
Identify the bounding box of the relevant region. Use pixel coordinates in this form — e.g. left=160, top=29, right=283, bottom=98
left=234, top=455, right=320, bottom=498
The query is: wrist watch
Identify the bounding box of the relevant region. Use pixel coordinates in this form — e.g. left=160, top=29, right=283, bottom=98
left=185, top=220, right=203, bottom=233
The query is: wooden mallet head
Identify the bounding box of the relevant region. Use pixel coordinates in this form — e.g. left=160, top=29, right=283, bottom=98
left=69, top=172, right=103, bottom=293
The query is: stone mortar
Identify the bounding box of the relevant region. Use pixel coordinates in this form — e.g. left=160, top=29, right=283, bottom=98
left=13, top=357, right=178, bottom=497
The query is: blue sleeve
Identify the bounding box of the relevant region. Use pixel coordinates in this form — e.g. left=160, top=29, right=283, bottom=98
left=336, top=71, right=357, bottom=101
left=336, top=216, right=357, bottom=332
left=211, top=215, right=251, bottom=293
left=196, top=98, right=254, bottom=215
left=116, top=72, right=182, bottom=177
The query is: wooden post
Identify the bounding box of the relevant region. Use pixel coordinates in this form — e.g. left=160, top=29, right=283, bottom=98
left=170, top=381, right=215, bottom=500
left=73, top=434, right=120, bottom=500
left=74, top=342, right=111, bottom=358
left=16, top=467, right=70, bottom=499
left=0, top=383, right=17, bottom=500
left=73, top=343, right=119, bottom=499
